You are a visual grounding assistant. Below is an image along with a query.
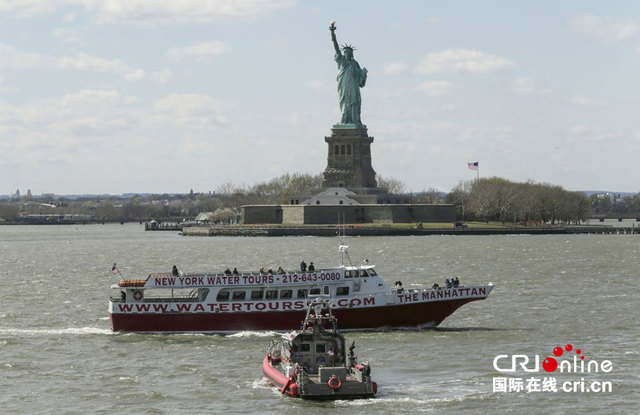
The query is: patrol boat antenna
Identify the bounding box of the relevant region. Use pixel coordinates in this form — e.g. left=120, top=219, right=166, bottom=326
left=337, top=213, right=352, bottom=267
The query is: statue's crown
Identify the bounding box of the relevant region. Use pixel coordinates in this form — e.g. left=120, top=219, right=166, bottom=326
left=341, top=43, right=356, bottom=52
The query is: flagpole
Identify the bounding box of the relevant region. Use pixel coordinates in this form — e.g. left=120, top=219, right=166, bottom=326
left=111, top=263, right=124, bottom=280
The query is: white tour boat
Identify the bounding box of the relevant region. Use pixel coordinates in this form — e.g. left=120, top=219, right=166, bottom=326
left=109, top=244, right=493, bottom=333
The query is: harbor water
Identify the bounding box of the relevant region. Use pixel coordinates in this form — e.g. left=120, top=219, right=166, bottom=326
left=0, top=224, right=637, bottom=414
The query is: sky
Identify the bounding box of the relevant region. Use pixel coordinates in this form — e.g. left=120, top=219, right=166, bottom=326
left=1, top=0, right=639, bottom=195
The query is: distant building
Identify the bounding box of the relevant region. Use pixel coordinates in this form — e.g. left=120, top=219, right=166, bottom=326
left=243, top=188, right=454, bottom=225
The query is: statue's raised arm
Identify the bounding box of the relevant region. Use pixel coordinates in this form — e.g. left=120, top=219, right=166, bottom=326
left=328, top=21, right=367, bottom=126
left=330, top=21, right=341, bottom=56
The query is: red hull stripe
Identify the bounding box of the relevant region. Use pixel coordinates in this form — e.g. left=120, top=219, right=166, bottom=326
left=262, top=357, right=297, bottom=397
left=111, top=298, right=479, bottom=332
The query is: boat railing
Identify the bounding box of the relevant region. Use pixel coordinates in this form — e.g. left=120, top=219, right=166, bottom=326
left=176, top=267, right=340, bottom=279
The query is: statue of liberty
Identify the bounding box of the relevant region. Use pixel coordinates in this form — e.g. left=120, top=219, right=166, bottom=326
left=330, top=21, right=367, bottom=126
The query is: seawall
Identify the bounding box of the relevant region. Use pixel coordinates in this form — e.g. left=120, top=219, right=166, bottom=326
left=180, top=225, right=639, bottom=237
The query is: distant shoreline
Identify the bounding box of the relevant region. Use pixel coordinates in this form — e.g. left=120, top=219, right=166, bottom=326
left=181, top=225, right=638, bottom=237
left=1, top=221, right=637, bottom=236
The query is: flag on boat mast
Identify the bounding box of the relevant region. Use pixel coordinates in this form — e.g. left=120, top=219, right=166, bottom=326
left=467, top=162, right=479, bottom=180
left=111, top=262, right=123, bottom=278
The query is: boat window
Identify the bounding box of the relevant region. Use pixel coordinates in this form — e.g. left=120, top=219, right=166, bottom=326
left=265, top=290, right=278, bottom=299
left=232, top=291, right=246, bottom=300
left=345, top=271, right=352, bottom=278
left=368, top=269, right=377, bottom=276
left=324, top=286, right=329, bottom=295
left=309, top=287, right=321, bottom=295
left=360, top=270, right=370, bottom=277
left=199, top=288, right=210, bottom=301
left=280, top=289, right=293, bottom=299
left=316, top=343, right=326, bottom=353
left=216, top=291, right=230, bottom=301
left=300, top=343, right=310, bottom=352
left=251, top=290, right=263, bottom=300
left=336, top=286, right=349, bottom=296
left=353, top=270, right=360, bottom=278
left=297, top=289, right=308, bottom=298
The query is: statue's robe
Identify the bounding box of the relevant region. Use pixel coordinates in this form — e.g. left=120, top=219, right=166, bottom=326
left=335, top=54, right=367, bottom=125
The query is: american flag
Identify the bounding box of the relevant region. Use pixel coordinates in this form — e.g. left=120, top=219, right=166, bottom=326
left=111, top=263, right=119, bottom=274
left=467, top=162, right=479, bottom=171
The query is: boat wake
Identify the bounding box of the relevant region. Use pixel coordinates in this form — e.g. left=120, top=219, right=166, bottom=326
left=250, top=377, right=271, bottom=389
left=433, top=326, right=532, bottom=332
left=226, top=331, right=280, bottom=338
left=0, top=327, right=113, bottom=336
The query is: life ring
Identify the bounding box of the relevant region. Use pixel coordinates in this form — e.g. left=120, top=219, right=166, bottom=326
left=133, top=290, right=143, bottom=300
left=327, top=376, right=342, bottom=390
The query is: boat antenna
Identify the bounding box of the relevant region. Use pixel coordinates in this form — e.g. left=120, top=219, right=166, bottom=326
left=337, top=212, right=352, bottom=267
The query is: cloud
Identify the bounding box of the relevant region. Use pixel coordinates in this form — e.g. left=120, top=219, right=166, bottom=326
left=382, top=62, right=408, bottom=76
left=511, top=77, right=553, bottom=95
left=91, top=0, right=296, bottom=24
left=151, top=69, right=172, bottom=84
left=0, top=43, right=43, bottom=68
left=0, top=0, right=61, bottom=17
left=0, top=91, right=140, bottom=151
left=571, top=15, right=639, bottom=42
left=415, top=48, right=516, bottom=74
left=61, top=89, right=138, bottom=107
left=416, top=80, right=454, bottom=96
left=306, top=79, right=332, bottom=93
left=569, top=125, right=616, bottom=142
left=425, top=17, right=440, bottom=27
left=0, top=43, right=144, bottom=80
left=154, top=93, right=229, bottom=125
left=52, top=27, right=84, bottom=44
left=570, top=95, right=609, bottom=107
left=166, top=41, right=231, bottom=62
left=0, top=0, right=296, bottom=24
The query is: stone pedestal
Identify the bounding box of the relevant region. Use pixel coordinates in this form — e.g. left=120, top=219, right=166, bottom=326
left=322, top=125, right=378, bottom=191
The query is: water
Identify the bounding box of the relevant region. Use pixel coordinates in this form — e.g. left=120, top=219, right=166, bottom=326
left=0, top=224, right=638, bottom=414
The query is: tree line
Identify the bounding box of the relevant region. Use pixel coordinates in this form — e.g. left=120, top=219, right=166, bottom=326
left=590, top=193, right=640, bottom=218
left=2, top=174, right=636, bottom=224
left=446, top=178, right=592, bottom=224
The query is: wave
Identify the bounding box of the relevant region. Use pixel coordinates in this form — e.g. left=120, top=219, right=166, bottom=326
left=334, top=393, right=482, bottom=407
left=0, top=327, right=113, bottom=336
left=226, top=331, right=280, bottom=338
left=251, top=378, right=271, bottom=389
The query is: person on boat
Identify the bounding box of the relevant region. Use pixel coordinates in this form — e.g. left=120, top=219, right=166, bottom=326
left=454, top=277, right=460, bottom=287
left=432, top=282, right=439, bottom=289
left=120, top=291, right=126, bottom=302
left=277, top=266, right=284, bottom=274
left=259, top=266, right=265, bottom=274
left=445, top=278, right=452, bottom=288
left=300, top=260, right=307, bottom=272
left=395, top=280, right=404, bottom=293
left=232, top=267, right=239, bottom=275
left=308, top=262, right=315, bottom=272
left=348, top=341, right=356, bottom=368
left=224, top=268, right=231, bottom=275
left=172, top=265, right=179, bottom=277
